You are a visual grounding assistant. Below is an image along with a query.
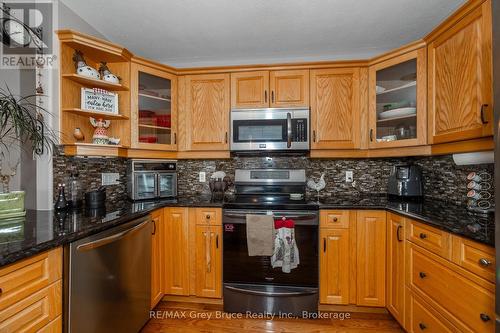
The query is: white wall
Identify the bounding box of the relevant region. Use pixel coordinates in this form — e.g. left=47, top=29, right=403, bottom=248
left=0, top=0, right=108, bottom=209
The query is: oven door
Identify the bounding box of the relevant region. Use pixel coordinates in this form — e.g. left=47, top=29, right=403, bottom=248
left=157, top=172, right=177, bottom=198
left=222, top=209, right=318, bottom=288
left=133, top=173, right=157, bottom=200
left=230, top=108, right=309, bottom=151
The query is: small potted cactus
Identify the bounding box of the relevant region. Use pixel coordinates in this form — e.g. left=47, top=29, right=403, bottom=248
left=0, top=86, right=56, bottom=218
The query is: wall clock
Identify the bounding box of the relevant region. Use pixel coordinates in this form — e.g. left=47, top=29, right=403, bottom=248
left=1, top=17, right=32, bottom=47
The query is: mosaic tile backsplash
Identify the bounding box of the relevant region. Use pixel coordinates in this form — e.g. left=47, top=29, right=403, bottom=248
left=53, top=153, right=494, bottom=206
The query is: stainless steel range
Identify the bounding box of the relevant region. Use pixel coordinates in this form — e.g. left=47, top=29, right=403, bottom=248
left=223, top=169, right=318, bottom=316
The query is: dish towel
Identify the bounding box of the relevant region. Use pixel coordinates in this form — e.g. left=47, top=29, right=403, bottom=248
left=246, top=214, right=275, bottom=256
left=271, top=218, right=300, bottom=273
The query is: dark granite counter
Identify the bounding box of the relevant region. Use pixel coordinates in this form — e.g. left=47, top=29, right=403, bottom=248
left=317, top=195, right=494, bottom=247
left=0, top=194, right=494, bottom=268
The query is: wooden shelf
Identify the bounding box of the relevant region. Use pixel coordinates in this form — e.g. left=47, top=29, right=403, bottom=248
left=62, top=74, right=129, bottom=91
left=64, top=143, right=126, bottom=157
left=139, top=93, right=171, bottom=102
left=63, top=108, right=129, bottom=120
left=138, top=124, right=171, bottom=130
left=376, top=81, right=416, bottom=96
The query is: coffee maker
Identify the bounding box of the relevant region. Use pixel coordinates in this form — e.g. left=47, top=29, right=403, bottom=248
left=387, top=164, right=423, bottom=198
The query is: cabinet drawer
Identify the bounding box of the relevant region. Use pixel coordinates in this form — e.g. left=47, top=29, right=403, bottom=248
left=452, top=236, right=495, bottom=283
left=320, top=210, right=350, bottom=228
left=38, top=316, right=62, bottom=333
left=0, top=281, right=61, bottom=333
left=407, top=220, right=451, bottom=259
left=409, top=245, right=494, bottom=333
left=0, top=248, right=62, bottom=311
left=194, top=208, right=222, bottom=226
left=409, top=293, right=455, bottom=333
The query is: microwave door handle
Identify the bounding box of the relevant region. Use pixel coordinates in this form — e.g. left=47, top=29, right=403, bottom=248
left=287, top=112, right=292, bottom=148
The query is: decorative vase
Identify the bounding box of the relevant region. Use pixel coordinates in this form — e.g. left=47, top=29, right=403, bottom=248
left=89, top=117, right=110, bottom=145
left=73, top=127, right=84, bottom=141
left=0, top=191, right=26, bottom=219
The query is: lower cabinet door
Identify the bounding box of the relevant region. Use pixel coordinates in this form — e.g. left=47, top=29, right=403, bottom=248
left=195, top=225, right=222, bottom=298
left=356, top=210, right=387, bottom=307
left=151, top=209, right=164, bottom=308
left=164, top=207, right=190, bottom=295
left=386, top=213, right=405, bottom=326
left=319, top=228, right=350, bottom=304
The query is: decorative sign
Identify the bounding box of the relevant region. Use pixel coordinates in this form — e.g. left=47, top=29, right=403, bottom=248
left=81, top=88, right=118, bottom=114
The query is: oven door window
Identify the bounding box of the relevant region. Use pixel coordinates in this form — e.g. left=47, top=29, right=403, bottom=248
left=158, top=173, right=176, bottom=197
left=135, top=173, right=156, bottom=199
left=233, top=119, right=287, bottom=143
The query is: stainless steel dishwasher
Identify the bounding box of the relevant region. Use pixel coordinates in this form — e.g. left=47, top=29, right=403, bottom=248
left=64, top=215, right=151, bottom=333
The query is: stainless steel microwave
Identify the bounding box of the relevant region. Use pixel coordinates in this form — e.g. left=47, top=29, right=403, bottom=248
left=127, top=159, right=177, bottom=200
left=230, top=108, right=310, bottom=152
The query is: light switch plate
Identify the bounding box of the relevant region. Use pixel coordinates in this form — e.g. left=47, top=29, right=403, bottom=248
left=199, top=172, right=206, bottom=183
left=102, top=173, right=120, bottom=186
left=345, top=171, right=353, bottom=183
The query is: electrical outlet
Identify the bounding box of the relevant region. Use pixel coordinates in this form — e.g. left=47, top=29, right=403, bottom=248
left=102, top=173, right=120, bottom=186
left=199, top=171, right=206, bottom=182
left=345, top=171, right=353, bottom=183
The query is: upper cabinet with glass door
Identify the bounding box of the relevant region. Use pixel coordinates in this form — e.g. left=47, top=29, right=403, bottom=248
left=368, top=48, right=426, bottom=148
left=131, top=61, right=177, bottom=150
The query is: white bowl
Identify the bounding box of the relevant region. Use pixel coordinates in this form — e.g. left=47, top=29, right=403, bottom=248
left=379, top=107, right=416, bottom=120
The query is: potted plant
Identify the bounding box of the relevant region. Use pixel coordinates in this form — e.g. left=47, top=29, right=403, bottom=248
left=0, top=86, right=56, bottom=218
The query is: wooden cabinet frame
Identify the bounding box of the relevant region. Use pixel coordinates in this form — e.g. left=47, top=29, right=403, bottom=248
left=368, top=47, right=427, bottom=148
left=131, top=61, right=178, bottom=151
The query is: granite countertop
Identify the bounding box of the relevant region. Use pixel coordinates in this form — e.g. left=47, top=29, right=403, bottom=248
left=0, top=194, right=494, bottom=268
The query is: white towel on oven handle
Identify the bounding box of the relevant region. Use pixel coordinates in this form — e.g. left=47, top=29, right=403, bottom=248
left=271, top=227, right=299, bottom=273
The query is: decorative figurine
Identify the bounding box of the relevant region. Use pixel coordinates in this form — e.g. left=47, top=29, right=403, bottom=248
left=89, top=117, right=110, bottom=145
left=73, top=127, right=84, bottom=141
left=307, top=173, right=326, bottom=203
left=72, top=50, right=100, bottom=80
left=98, top=62, right=121, bottom=84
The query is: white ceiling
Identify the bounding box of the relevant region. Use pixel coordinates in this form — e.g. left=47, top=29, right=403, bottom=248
left=61, top=0, right=466, bottom=68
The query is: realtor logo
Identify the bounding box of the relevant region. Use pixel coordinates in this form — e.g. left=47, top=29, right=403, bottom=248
left=0, top=1, right=56, bottom=68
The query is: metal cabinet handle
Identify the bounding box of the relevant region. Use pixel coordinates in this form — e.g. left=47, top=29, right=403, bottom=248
left=369, top=129, right=374, bottom=142
left=0, top=288, right=2, bottom=295
left=264, top=90, right=268, bottom=103
left=419, top=233, right=427, bottom=239
left=419, top=272, right=427, bottom=279
left=396, top=225, right=403, bottom=242
left=323, top=238, right=326, bottom=252
left=271, top=90, right=275, bottom=103
left=225, top=132, right=228, bottom=144
left=216, top=234, right=219, bottom=249
left=480, top=104, right=489, bottom=124
left=332, top=217, right=338, bottom=222
left=173, top=133, right=177, bottom=144
left=418, top=323, right=427, bottom=330
left=152, top=218, right=157, bottom=235
left=480, top=313, right=491, bottom=322
left=313, top=130, right=316, bottom=142
left=478, top=258, right=491, bottom=267
left=206, top=214, right=211, bottom=220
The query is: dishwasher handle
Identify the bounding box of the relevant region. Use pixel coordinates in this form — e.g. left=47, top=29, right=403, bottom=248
left=77, top=219, right=150, bottom=252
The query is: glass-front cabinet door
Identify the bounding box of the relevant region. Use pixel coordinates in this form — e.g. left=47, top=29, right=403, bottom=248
left=131, top=61, right=177, bottom=150
left=368, top=48, right=426, bottom=148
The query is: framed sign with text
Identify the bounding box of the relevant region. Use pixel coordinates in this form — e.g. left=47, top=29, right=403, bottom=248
left=81, top=88, right=118, bottom=114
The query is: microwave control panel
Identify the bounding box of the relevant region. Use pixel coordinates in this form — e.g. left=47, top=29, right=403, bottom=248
left=292, top=119, right=308, bottom=142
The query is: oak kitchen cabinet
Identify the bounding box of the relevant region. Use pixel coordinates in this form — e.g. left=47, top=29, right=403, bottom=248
left=427, top=0, right=493, bottom=144
left=180, top=74, right=231, bottom=151
left=163, top=207, right=190, bottom=296
left=319, top=211, right=352, bottom=305
left=386, top=213, right=406, bottom=327
left=131, top=60, right=178, bottom=150
left=192, top=208, right=223, bottom=299
left=0, top=248, right=62, bottom=332
left=310, top=68, right=361, bottom=149
left=369, top=47, right=427, bottom=148
left=151, top=209, right=164, bottom=309
left=231, top=70, right=309, bottom=109
left=356, top=210, right=386, bottom=307
left=405, top=218, right=495, bottom=333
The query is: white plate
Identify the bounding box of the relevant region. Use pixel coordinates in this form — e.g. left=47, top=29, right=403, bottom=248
left=376, top=85, right=386, bottom=94
left=379, top=107, right=416, bottom=120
